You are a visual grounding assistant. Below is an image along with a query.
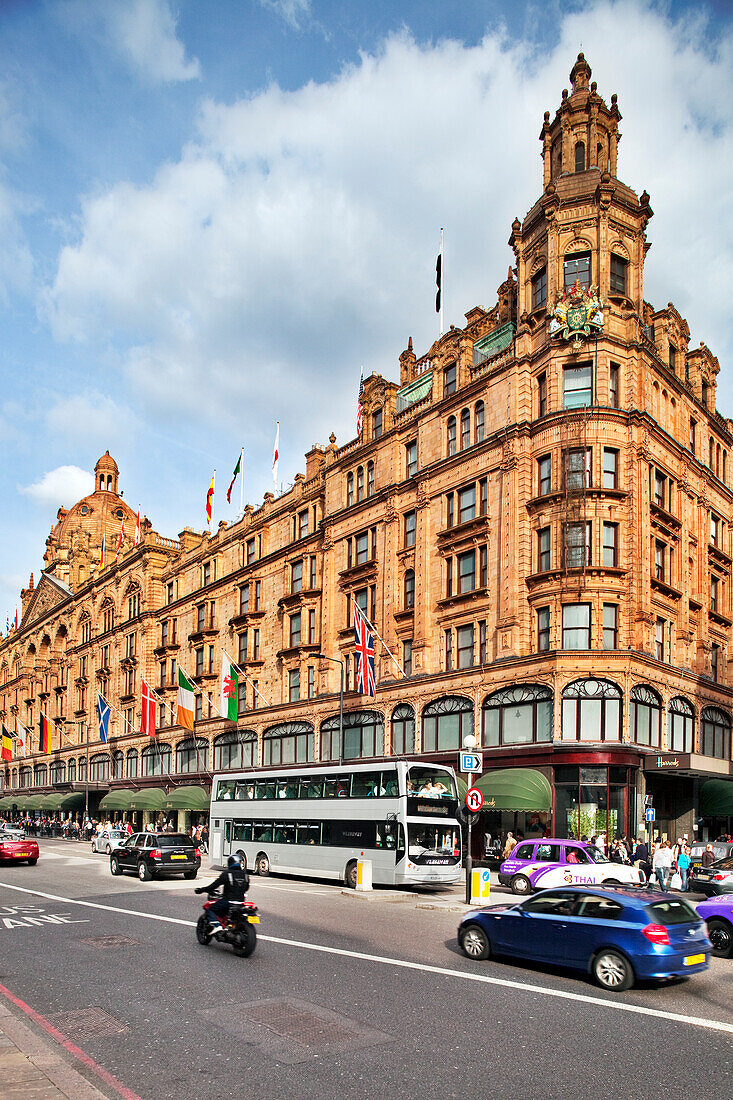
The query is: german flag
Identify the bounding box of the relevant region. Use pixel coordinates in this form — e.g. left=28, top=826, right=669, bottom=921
left=38, top=714, right=51, bottom=754
left=1, top=724, right=11, bottom=762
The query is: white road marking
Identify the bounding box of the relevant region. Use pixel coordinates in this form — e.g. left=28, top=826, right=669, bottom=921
left=0, top=880, right=731, bottom=1037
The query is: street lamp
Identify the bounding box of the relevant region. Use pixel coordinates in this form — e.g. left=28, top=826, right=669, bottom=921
left=462, top=731, right=478, bottom=904
left=316, top=654, right=344, bottom=767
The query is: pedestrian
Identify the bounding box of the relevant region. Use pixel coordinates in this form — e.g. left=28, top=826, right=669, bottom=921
left=653, top=840, right=674, bottom=891
left=633, top=836, right=652, bottom=885
left=677, top=844, right=691, bottom=891
left=702, top=843, right=716, bottom=868
left=502, top=831, right=516, bottom=859
left=201, top=823, right=209, bottom=854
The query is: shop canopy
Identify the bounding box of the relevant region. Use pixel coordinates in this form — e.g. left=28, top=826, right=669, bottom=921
left=164, top=785, right=210, bottom=811
left=701, top=778, right=733, bottom=817
left=59, top=792, right=85, bottom=811
left=39, top=793, right=64, bottom=811
left=99, top=788, right=136, bottom=811
left=474, top=768, right=552, bottom=813
left=127, top=787, right=167, bottom=812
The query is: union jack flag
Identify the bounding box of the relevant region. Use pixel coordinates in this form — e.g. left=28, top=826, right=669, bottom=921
left=353, top=599, right=376, bottom=697
left=356, top=369, right=364, bottom=437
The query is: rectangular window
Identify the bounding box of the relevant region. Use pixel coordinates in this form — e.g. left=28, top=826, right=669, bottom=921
left=290, top=612, right=302, bottom=648
left=532, top=267, right=547, bottom=310
left=711, top=515, right=720, bottom=548
left=565, top=447, right=591, bottom=490
left=291, top=560, right=303, bottom=593
left=195, top=647, right=204, bottom=676
left=446, top=558, right=453, bottom=598
left=669, top=345, right=677, bottom=372
left=564, top=252, right=591, bottom=290
left=458, top=550, right=476, bottom=593
left=307, top=666, right=315, bottom=699
left=562, top=603, right=590, bottom=649
left=603, top=604, right=618, bottom=650
left=479, top=477, right=488, bottom=515
left=603, top=523, right=618, bottom=567
left=654, top=470, right=667, bottom=509
left=253, top=630, right=260, bottom=661
left=298, top=509, right=309, bottom=539
left=167, top=582, right=174, bottom=605
left=479, top=544, right=488, bottom=587
left=564, top=521, right=591, bottom=568
left=610, top=254, right=627, bottom=296
left=404, top=511, right=416, bottom=548
left=289, top=669, right=300, bottom=702
left=444, top=362, right=457, bottom=396
left=711, top=643, right=720, bottom=682
left=603, top=448, right=618, bottom=490
left=479, top=621, right=488, bottom=664
left=195, top=694, right=202, bottom=722
left=346, top=473, right=354, bottom=507
left=355, top=531, right=369, bottom=564
left=196, top=604, right=205, bottom=632
left=309, top=555, right=317, bottom=589
left=538, top=454, right=551, bottom=496
left=445, top=629, right=453, bottom=671
left=563, top=363, right=592, bottom=408
left=538, top=527, right=551, bottom=572
left=609, top=363, right=620, bottom=408
left=537, top=607, right=550, bottom=652
left=406, top=440, right=418, bottom=478
left=690, top=419, right=697, bottom=456
left=203, top=560, right=212, bottom=586
left=208, top=645, right=215, bottom=674
left=403, top=640, right=413, bottom=677
left=238, top=630, right=248, bottom=665
left=655, top=618, right=665, bottom=662
left=239, top=584, right=249, bottom=615
left=372, top=409, right=383, bottom=439
left=246, top=538, right=256, bottom=565
left=711, top=574, right=720, bottom=613
left=537, top=372, right=547, bottom=417
left=457, top=624, right=474, bottom=669
left=655, top=540, right=665, bottom=581
left=446, top=493, right=454, bottom=528
left=458, top=485, right=476, bottom=524
left=161, top=620, right=169, bottom=646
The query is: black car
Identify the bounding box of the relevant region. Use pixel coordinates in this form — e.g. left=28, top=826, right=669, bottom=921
left=110, top=832, right=200, bottom=881
left=690, top=855, right=733, bottom=897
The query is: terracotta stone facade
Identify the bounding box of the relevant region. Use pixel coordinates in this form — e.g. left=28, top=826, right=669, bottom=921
left=2, top=56, right=732, bottom=842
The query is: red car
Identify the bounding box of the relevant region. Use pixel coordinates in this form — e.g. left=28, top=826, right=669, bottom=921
left=0, top=836, right=39, bottom=865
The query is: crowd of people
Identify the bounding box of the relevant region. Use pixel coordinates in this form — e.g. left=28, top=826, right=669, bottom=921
left=0, top=812, right=209, bottom=852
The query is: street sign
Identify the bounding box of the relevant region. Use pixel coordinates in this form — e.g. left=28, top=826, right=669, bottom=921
left=645, top=807, right=656, bottom=822
left=466, top=787, right=483, bottom=812
left=459, top=752, right=483, bottom=774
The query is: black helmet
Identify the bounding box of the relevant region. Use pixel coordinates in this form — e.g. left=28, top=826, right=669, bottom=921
left=227, top=854, right=242, bottom=869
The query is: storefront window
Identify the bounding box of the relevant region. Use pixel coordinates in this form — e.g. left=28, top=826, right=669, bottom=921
left=321, top=712, right=383, bottom=761
left=213, top=731, right=257, bottom=771
left=555, top=765, right=631, bottom=840
left=669, top=697, right=694, bottom=753
left=391, top=704, right=415, bottom=755
left=701, top=707, right=731, bottom=760
left=631, top=685, right=661, bottom=747
left=422, top=696, right=474, bottom=752
left=483, top=685, right=552, bottom=746
left=562, top=679, right=621, bottom=742
left=263, top=722, right=314, bottom=766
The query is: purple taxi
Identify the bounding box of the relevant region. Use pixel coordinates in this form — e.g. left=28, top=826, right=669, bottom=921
left=499, top=838, right=642, bottom=895
left=696, top=896, right=733, bottom=958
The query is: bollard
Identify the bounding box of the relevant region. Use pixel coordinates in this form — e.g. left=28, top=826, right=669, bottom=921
left=355, top=858, right=373, bottom=891
left=470, top=867, right=491, bottom=905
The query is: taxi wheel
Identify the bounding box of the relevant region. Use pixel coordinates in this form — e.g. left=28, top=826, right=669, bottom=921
left=593, top=949, right=633, bottom=992
left=461, top=923, right=491, bottom=961
left=707, top=917, right=733, bottom=959
left=511, top=874, right=532, bottom=896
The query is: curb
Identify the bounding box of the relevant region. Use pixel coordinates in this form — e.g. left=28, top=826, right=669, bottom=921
left=0, top=1003, right=114, bottom=1100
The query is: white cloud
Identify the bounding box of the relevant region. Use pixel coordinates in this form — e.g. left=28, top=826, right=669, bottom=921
left=259, top=0, right=312, bottom=31
left=103, top=0, right=200, bottom=84
left=20, top=466, right=93, bottom=509
left=45, top=392, right=135, bottom=451
left=42, top=0, right=733, bottom=467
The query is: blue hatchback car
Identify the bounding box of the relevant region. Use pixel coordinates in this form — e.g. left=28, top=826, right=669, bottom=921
left=458, top=885, right=711, bottom=991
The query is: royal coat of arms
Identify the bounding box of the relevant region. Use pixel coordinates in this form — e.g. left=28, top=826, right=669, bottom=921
left=549, top=280, right=604, bottom=351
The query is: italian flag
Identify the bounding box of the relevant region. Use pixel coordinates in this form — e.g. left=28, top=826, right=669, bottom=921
left=176, top=668, right=195, bottom=731
left=221, top=652, right=239, bottom=722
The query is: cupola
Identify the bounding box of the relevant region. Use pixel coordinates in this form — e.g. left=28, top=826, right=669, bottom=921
left=539, top=53, right=622, bottom=186
left=94, top=451, right=119, bottom=494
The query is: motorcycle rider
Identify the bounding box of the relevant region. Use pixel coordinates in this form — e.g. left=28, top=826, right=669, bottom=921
left=195, top=854, right=249, bottom=925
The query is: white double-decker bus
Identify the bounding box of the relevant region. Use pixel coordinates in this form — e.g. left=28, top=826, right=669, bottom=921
left=208, top=760, right=462, bottom=888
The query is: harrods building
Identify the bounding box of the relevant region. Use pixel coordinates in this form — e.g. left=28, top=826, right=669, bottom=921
left=2, top=55, right=733, bottom=845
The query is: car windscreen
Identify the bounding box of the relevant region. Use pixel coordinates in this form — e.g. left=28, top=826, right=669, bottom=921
left=584, top=847, right=611, bottom=864
left=157, top=834, right=194, bottom=848
left=713, top=856, right=733, bottom=871
left=646, top=898, right=699, bottom=926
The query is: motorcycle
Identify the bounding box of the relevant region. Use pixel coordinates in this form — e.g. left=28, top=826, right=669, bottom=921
left=195, top=891, right=260, bottom=957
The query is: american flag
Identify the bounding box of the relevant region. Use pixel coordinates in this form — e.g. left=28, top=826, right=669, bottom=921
left=353, top=599, right=376, bottom=697
left=356, top=369, right=364, bottom=437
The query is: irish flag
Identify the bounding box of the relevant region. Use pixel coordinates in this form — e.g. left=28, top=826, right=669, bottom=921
left=221, top=652, right=239, bottom=722
left=176, top=668, right=195, bottom=730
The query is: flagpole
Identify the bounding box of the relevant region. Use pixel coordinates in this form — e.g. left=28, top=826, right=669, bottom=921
left=239, top=446, right=244, bottom=518
left=439, top=227, right=444, bottom=337
left=356, top=605, right=406, bottom=680
left=226, top=652, right=271, bottom=708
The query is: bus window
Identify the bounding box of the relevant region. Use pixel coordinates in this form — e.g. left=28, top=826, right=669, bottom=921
left=407, top=766, right=456, bottom=799
left=253, top=822, right=273, bottom=842
left=276, top=779, right=299, bottom=800
left=235, top=782, right=255, bottom=800
left=275, top=823, right=296, bottom=843
left=328, top=821, right=377, bottom=847
left=376, top=822, right=397, bottom=850
left=396, top=823, right=406, bottom=863
left=299, top=776, right=324, bottom=799
left=255, top=780, right=276, bottom=800
left=224, top=821, right=232, bottom=842
left=296, top=822, right=321, bottom=845
left=351, top=771, right=383, bottom=798
left=218, top=780, right=236, bottom=800
left=324, top=777, right=349, bottom=798
left=382, top=772, right=399, bottom=797
left=233, top=822, right=251, bottom=843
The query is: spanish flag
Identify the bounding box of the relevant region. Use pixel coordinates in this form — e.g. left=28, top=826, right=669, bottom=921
left=206, top=471, right=215, bottom=526
left=39, top=713, right=51, bottom=754
left=1, top=725, right=11, bottom=762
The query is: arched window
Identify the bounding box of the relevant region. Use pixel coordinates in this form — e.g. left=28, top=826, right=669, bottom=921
left=701, top=707, right=731, bottom=760
left=176, top=738, right=209, bottom=774
left=631, top=685, right=662, bottom=747
left=263, top=722, right=314, bottom=767
left=575, top=141, right=585, bottom=172
left=321, top=711, right=384, bottom=761
left=78, top=756, right=87, bottom=782
left=49, top=760, right=65, bottom=784
left=356, top=466, right=364, bottom=502
left=141, top=742, right=171, bottom=776
left=213, top=730, right=257, bottom=771
left=404, top=569, right=415, bottom=610
left=367, top=461, right=375, bottom=498
left=562, top=679, right=622, bottom=742
left=483, top=684, right=553, bottom=746
left=460, top=409, right=470, bottom=450
left=422, top=696, right=474, bottom=752
left=669, top=697, right=694, bottom=753
left=391, top=704, right=415, bottom=755
left=111, top=750, right=124, bottom=779
left=33, top=763, right=47, bottom=786
left=447, top=417, right=457, bottom=457
left=125, top=749, right=138, bottom=779
left=475, top=401, right=485, bottom=443
left=89, top=753, right=109, bottom=782
left=19, top=766, right=32, bottom=788
left=68, top=759, right=76, bottom=783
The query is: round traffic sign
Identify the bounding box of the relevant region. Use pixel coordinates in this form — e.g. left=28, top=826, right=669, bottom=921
left=466, top=787, right=483, bottom=812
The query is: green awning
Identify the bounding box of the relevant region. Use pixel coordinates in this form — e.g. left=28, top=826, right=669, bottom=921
left=164, top=785, right=210, bottom=811
left=456, top=776, right=468, bottom=802
left=59, top=792, right=85, bottom=810
left=39, top=793, right=64, bottom=811
left=20, top=795, right=44, bottom=811
left=475, top=768, right=552, bottom=812
left=127, top=787, right=167, bottom=811
left=701, top=778, right=733, bottom=817
left=99, top=788, right=136, bottom=811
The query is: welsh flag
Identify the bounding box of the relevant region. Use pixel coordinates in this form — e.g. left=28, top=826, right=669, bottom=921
left=220, top=652, right=239, bottom=722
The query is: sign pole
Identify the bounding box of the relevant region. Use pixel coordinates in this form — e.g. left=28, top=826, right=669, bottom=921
left=465, top=767, right=473, bottom=904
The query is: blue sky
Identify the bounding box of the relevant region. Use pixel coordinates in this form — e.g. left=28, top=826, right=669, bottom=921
left=1, top=0, right=732, bottom=623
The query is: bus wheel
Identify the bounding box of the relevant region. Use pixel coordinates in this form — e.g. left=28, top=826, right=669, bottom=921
left=345, top=861, right=358, bottom=889
left=236, top=850, right=248, bottom=870
left=256, top=853, right=270, bottom=876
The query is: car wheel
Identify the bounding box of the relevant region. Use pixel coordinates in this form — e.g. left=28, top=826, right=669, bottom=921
left=27, top=858, right=37, bottom=866
left=256, top=853, right=270, bottom=877
left=184, top=870, right=198, bottom=880
left=105, top=844, right=112, bottom=854
left=461, top=923, right=491, bottom=961
left=196, top=915, right=212, bottom=945
left=91, top=842, right=96, bottom=853
left=345, top=860, right=358, bottom=889
left=511, top=874, right=532, bottom=896
left=138, top=861, right=152, bottom=882
left=707, top=917, right=733, bottom=959
left=110, top=856, right=122, bottom=876
left=593, top=949, right=633, bottom=992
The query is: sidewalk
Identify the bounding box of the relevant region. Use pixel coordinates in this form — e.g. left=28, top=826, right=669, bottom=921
left=0, top=1001, right=115, bottom=1100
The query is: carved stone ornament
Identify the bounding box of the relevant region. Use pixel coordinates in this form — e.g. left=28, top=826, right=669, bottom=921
left=384, top=494, right=398, bottom=523
left=549, top=280, right=604, bottom=351
left=415, top=481, right=430, bottom=510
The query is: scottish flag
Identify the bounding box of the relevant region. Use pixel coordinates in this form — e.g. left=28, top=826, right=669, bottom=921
left=96, top=693, right=111, bottom=743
